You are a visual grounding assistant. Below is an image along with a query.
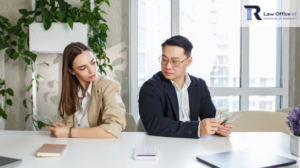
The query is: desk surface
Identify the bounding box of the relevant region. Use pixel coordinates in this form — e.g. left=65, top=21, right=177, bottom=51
left=0, top=131, right=299, bottom=168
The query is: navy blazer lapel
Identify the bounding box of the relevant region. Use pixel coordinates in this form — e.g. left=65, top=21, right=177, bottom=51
left=160, top=74, right=179, bottom=121
left=188, top=75, right=199, bottom=121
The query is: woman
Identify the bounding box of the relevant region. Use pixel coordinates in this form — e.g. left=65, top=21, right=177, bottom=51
left=46, top=42, right=126, bottom=138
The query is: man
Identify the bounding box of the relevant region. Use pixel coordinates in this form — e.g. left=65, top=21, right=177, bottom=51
left=138, top=35, right=233, bottom=138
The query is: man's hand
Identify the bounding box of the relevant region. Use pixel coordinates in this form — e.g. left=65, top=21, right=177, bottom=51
left=45, top=121, right=69, bottom=138
left=200, top=118, right=221, bottom=136
left=218, top=123, right=234, bottom=137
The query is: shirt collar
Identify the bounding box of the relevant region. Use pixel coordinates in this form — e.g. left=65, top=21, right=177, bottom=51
left=170, top=73, right=191, bottom=90
left=78, top=82, right=93, bottom=97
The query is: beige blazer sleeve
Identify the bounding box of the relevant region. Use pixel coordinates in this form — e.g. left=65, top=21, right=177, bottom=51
left=98, top=78, right=126, bottom=137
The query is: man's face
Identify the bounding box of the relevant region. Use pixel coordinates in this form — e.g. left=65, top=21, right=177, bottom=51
left=161, top=45, right=192, bottom=82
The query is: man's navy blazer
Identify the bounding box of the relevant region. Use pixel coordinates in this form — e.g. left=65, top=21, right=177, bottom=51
left=138, top=71, right=216, bottom=138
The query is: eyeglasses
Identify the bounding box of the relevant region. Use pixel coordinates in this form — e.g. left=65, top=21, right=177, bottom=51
left=158, top=56, right=189, bottom=67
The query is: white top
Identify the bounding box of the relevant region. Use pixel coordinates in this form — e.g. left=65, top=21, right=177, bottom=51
left=171, top=73, right=201, bottom=137
left=74, top=82, right=92, bottom=128
left=0, top=132, right=297, bottom=168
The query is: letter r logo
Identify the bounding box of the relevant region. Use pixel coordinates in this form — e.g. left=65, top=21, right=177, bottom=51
left=244, top=5, right=262, bottom=20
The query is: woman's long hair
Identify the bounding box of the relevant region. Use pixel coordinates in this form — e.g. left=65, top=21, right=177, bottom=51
left=58, top=42, right=93, bottom=119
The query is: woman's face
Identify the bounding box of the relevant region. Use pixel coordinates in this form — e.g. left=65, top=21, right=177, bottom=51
left=69, top=50, right=98, bottom=84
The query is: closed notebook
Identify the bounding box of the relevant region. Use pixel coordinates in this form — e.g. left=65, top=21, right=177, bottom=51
left=36, top=144, right=67, bottom=157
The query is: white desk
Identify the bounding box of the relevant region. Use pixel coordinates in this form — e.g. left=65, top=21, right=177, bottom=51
left=0, top=131, right=299, bottom=168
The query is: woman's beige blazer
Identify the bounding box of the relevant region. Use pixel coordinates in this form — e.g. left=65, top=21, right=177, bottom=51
left=65, top=74, right=126, bottom=137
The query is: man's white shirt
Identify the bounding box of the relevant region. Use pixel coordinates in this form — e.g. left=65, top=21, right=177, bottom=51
left=170, top=73, right=201, bottom=137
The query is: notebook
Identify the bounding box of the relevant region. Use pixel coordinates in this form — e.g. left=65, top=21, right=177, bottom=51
left=36, top=144, right=67, bottom=157
left=196, top=149, right=297, bottom=168
left=0, top=156, right=22, bottom=168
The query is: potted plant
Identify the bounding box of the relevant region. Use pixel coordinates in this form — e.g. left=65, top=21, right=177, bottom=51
left=29, top=0, right=90, bottom=53
left=286, top=103, right=300, bottom=157
left=0, top=78, right=14, bottom=130
left=0, top=0, right=112, bottom=130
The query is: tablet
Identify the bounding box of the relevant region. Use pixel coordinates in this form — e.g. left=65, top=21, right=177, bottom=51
left=0, top=156, right=22, bottom=168
left=196, top=149, right=296, bottom=168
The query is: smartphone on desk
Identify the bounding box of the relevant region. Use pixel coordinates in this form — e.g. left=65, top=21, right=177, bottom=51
left=32, top=115, right=56, bottom=127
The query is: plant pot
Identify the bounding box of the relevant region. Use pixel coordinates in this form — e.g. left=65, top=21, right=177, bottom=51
left=290, top=133, right=300, bottom=157
left=0, top=117, right=5, bottom=130
left=29, top=22, right=89, bottom=53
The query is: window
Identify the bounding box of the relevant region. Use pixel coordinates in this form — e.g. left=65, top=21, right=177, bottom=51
left=130, top=0, right=289, bottom=121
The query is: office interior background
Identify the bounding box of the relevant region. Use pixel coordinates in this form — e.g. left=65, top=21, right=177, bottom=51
left=0, top=0, right=299, bottom=130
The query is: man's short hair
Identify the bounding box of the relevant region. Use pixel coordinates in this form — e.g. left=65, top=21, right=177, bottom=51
left=161, top=35, right=193, bottom=57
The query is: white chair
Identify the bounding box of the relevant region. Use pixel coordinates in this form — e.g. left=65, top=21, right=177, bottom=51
left=123, top=113, right=137, bottom=132
left=231, top=111, right=291, bottom=135
left=275, top=108, right=292, bottom=113
left=136, top=118, right=146, bottom=132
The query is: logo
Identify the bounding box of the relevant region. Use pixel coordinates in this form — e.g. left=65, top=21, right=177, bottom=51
left=244, top=5, right=262, bottom=20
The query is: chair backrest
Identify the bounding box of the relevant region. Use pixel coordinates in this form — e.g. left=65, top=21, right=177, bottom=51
left=136, top=118, right=146, bottom=132
left=275, top=108, right=292, bottom=113
left=231, top=111, right=291, bottom=135
left=123, top=113, right=137, bottom=132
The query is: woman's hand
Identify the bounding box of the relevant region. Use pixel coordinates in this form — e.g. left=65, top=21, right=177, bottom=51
left=45, top=121, right=69, bottom=138
left=218, top=123, right=234, bottom=137
left=53, top=121, right=65, bottom=127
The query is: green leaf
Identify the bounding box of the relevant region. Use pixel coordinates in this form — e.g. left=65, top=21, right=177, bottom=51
left=53, top=11, right=65, bottom=18
left=23, top=99, right=27, bottom=108
left=41, top=8, right=52, bottom=30
left=95, top=0, right=101, bottom=4
left=0, top=106, right=7, bottom=120
left=99, top=23, right=107, bottom=32
left=23, top=51, right=37, bottom=62
left=18, top=38, right=25, bottom=53
left=0, top=80, right=5, bottom=88
left=6, top=88, right=14, bottom=96
left=6, top=99, right=12, bottom=106
left=24, top=57, right=31, bottom=66
left=44, top=62, right=49, bottom=66
left=102, top=69, right=107, bottom=76
left=27, top=17, right=35, bottom=24
left=37, top=121, right=46, bottom=129
left=11, top=25, right=22, bottom=35
left=0, top=90, right=5, bottom=96
left=79, top=15, right=88, bottom=24
left=4, top=35, right=10, bottom=41
left=58, top=0, right=68, bottom=13
left=84, top=1, right=91, bottom=11
left=25, top=114, right=30, bottom=122
left=36, top=74, right=44, bottom=82
left=13, top=52, right=19, bottom=60
left=24, top=66, right=28, bottom=74
left=50, top=0, right=55, bottom=8
left=94, top=12, right=101, bottom=20
left=11, top=41, right=17, bottom=46
left=6, top=49, right=16, bottom=55
left=67, top=17, right=73, bottom=30
left=0, top=40, right=8, bottom=50
left=0, top=31, right=3, bottom=35
left=106, top=57, right=110, bottom=63
left=104, top=0, right=110, bottom=7
left=27, top=79, right=34, bottom=92
left=44, top=21, right=52, bottom=30
left=21, top=32, right=28, bottom=39
left=101, top=10, right=108, bottom=15
left=19, top=9, right=28, bottom=15
left=108, top=65, right=113, bottom=71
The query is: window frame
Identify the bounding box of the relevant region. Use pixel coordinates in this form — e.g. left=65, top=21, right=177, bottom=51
left=129, top=0, right=289, bottom=122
